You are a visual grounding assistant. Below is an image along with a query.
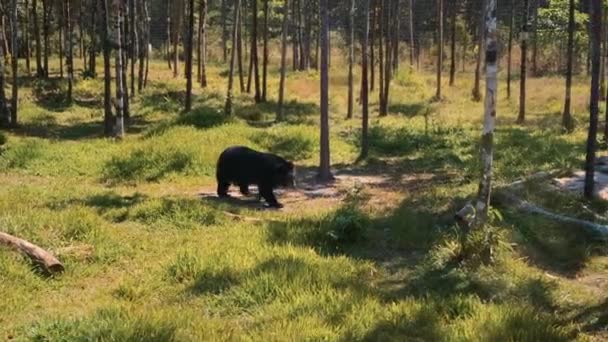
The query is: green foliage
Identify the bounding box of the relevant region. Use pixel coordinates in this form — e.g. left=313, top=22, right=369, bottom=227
left=252, top=125, right=317, bottom=160
left=130, top=198, right=221, bottom=230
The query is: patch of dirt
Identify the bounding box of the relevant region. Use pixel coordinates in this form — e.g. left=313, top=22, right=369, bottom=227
left=554, top=156, right=608, bottom=200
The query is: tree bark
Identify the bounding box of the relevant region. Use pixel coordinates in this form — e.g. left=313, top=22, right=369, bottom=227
left=517, top=0, right=529, bottom=124
left=65, top=0, right=74, bottom=103
left=10, top=0, right=18, bottom=126
left=224, top=0, right=240, bottom=116
left=129, top=0, right=136, bottom=96
left=199, top=0, right=208, bottom=87
left=33, top=0, right=42, bottom=77
left=101, top=0, right=112, bottom=136
left=236, top=5, right=245, bottom=91
left=166, top=1, right=172, bottom=69
left=449, top=0, right=456, bottom=86
left=277, top=0, right=288, bottom=122
left=360, top=0, right=370, bottom=159
left=585, top=0, right=602, bottom=199
left=251, top=0, right=261, bottom=103
left=473, top=0, right=498, bottom=227
left=319, top=0, right=332, bottom=181
left=346, top=0, right=354, bottom=119
left=563, top=0, right=574, bottom=132
left=262, top=0, right=268, bottom=102
left=409, top=0, right=414, bottom=67
left=89, top=0, right=97, bottom=77
left=0, top=8, right=9, bottom=127
left=113, top=0, right=125, bottom=138
left=472, top=0, right=484, bottom=102
left=185, top=0, right=194, bottom=112
left=42, top=0, right=49, bottom=77
left=436, top=0, right=443, bottom=99
left=506, top=0, right=513, bottom=99
left=0, top=232, right=64, bottom=274
left=221, top=0, right=228, bottom=63
left=25, top=0, right=31, bottom=76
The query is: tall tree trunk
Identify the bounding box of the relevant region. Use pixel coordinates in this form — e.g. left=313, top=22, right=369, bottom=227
left=221, top=0, right=228, bottom=63
left=370, top=0, right=375, bottom=91
left=237, top=6, right=245, bottom=91
left=378, top=0, right=385, bottom=113
left=59, top=18, right=64, bottom=78
left=262, top=0, right=268, bottom=101
left=277, top=0, right=288, bottom=122
left=185, top=0, right=194, bottom=111
left=143, top=0, right=150, bottom=87
left=291, top=0, right=298, bottom=70
left=199, top=0, right=208, bottom=87
left=25, top=0, right=31, bottom=76
left=129, top=0, right=136, bottom=97
left=360, top=0, right=370, bottom=159
left=391, top=0, right=399, bottom=73
left=101, top=0, right=112, bottom=135
left=449, top=0, right=456, bottom=86
left=436, top=0, right=443, bottom=99
left=33, top=0, right=42, bottom=77
left=224, top=0, right=240, bottom=116
left=472, top=0, right=497, bottom=228
left=65, top=0, right=73, bottom=103
left=517, top=0, right=529, bottom=124
left=472, top=0, right=484, bottom=101
left=409, top=0, right=414, bottom=67
left=89, top=0, right=97, bottom=77
left=531, top=0, right=538, bottom=76
left=346, top=0, right=354, bottom=119
left=563, top=0, right=574, bottom=132
left=9, top=0, right=17, bottom=126
left=381, top=0, right=393, bottom=116
left=506, top=0, right=513, bottom=99
left=121, top=4, right=129, bottom=121
left=0, top=19, right=9, bottom=127
left=251, top=0, right=261, bottom=103
left=319, top=0, right=332, bottom=181
left=113, top=0, right=125, bottom=138
left=166, top=1, right=172, bottom=69
left=79, top=0, right=84, bottom=62
left=172, top=0, right=182, bottom=78
left=585, top=0, right=602, bottom=199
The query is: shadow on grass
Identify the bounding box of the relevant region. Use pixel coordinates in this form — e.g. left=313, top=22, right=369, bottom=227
left=388, top=101, right=433, bottom=118
left=15, top=120, right=104, bottom=140
left=236, top=99, right=318, bottom=125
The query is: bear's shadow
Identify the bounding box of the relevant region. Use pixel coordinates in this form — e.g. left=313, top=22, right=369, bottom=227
left=199, top=188, right=280, bottom=210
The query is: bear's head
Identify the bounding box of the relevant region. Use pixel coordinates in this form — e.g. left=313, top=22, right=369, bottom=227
left=275, top=160, right=296, bottom=188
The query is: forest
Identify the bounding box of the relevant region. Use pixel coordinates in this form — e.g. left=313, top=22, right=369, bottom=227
left=1, top=0, right=608, bottom=340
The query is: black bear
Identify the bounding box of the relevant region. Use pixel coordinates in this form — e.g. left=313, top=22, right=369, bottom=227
left=216, top=146, right=296, bottom=208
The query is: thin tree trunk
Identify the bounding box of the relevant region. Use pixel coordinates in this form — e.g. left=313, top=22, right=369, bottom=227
left=65, top=0, right=73, bottom=103
left=89, top=0, right=97, bottom=77
left=143, top=0, right=150, bottom=87
left=185, top=0, right=194, bottom=111
left=291, top=0, right=298, bottom=70
left=129, top=0, right=136, bottom=97
left=409, top=0, right=414, bottom=67
left=33, top=0, right=42, bottom=77
left=370, top=0, right=375, bottom=91
left=436, top=0, right=443, bottom=99
left=251, top=0, right=261, bottom=103
left=531, top=0, right=538, bottom=76
left=59, top=18, right=64, bottom=78
left=262, top=0, right=268, bottom=101
left=10, top=0, right=18, bottom=126
left=563, top=0, right=574, bottom=132
left=378, top=0, right=385, bottom=113
left=0, top=13, right=8, bottom=127
left=221, top=0, right=228, bottom=63
left=121, top=5, right=129, bottom=121
left=472, top=0, right=484, bottom=102
left=113, top=0, right=125, bottom=138
left=277, top=0, right=289, bottom=122
left=172, top=1, right=181, bottom=78
left=517, top=0, right=529, bottom=124
left=101, top=0, right=112, bottom=135
left=25, top=0, right=31, bottom=76
left=449, top=0, right=456, bottom=86
left=199, top=0, right=207, bottom=87
left=506, top=0, right=513, bottom=99
left=585, top=0, right=602, bottom=199
left=319, top=0, right=332, bottom=181
left=166, top=1, right=172, bottom=69
left=361, top=0, right=370, bottom=159
left=237, top=6, right=245, bottom=91
left=79, top=0, right=84, bottom=63
left=346, top=0, right=354, bottom=119
left=391, top=0, right=399, bottom=73
left=224, top=0, right=240, bottom=116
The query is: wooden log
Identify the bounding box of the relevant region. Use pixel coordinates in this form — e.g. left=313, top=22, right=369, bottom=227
left=0, top=231, right=64, bottom=273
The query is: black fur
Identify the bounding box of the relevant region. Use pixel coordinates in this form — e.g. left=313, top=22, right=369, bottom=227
left=216, top=146, right=296, bottom=208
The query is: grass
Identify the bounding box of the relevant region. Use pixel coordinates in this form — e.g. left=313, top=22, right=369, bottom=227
left=0, top=55, right=606, bottom=341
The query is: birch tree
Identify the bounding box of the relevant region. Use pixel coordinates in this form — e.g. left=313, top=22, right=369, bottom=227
left=10, top=0, right=18, bottom=125
left=456, top=0, right=497, bottom=229
left=185, top=0, right=195, bottom=112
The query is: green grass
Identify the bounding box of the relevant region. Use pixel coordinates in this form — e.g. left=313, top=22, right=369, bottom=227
left=0, top=56, right=605, bottom=341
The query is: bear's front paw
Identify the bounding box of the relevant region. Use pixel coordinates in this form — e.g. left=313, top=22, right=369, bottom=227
left=264, top=202, right=284, bottom=209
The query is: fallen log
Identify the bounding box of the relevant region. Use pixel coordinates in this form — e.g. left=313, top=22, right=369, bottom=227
left=0, top=232, right=64, bottom=274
